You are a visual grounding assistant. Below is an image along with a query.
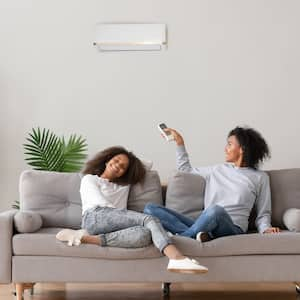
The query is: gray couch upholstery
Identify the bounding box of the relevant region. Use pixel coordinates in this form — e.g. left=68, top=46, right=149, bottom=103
left=1, top=168, right=300, bottom=290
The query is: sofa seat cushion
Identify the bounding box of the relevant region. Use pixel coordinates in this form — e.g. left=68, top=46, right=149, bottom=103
left=13, top=228, right=162, bottom=260
left=13, top=228, right=300, bottom=259
left=173, top=231, right=300, bottom=257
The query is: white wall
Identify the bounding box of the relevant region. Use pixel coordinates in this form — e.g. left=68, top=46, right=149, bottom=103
left=1, top=0, right=300, bottom=212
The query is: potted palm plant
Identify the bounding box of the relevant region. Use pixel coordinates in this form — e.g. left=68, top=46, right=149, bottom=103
left=13, top=127, right=88, bottom=209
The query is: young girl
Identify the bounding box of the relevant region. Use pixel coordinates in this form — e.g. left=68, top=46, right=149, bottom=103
left=56, top=146, right=208, bottom=274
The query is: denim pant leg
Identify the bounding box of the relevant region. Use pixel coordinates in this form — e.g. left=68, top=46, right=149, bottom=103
left=144, top=202, right=194, bottom=234
left=180, top=205, right=244, bottom=239
left=82, top=206, right=172, bottom=252
left=210, top=216, right=244, bottom=238
left=143, top=214, right=173, bottom=252
left=100, top=226, right=152, bottom=248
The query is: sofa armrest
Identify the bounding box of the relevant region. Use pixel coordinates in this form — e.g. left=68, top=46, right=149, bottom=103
left=0, top=209, right=18, bottom=283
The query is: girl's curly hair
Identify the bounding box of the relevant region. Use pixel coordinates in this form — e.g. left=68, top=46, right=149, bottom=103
left=228, top=126, right=271, bottom=169
left=82, top=146, right=146, bottom=185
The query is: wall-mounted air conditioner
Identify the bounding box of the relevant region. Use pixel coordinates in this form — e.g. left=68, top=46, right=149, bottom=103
left=93, top=23, right=167, bottom=52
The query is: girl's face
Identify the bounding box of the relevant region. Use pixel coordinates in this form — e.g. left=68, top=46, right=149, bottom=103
left=225, top=135, right=243, bottom=164
left=104, top=154, right=129, bottom=179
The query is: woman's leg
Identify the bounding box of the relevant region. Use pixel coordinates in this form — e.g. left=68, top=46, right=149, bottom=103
left=210, top=214, right=244, bottom=238
left=180, top=205, right=244, bottom=239
left=144, top=203, right=194, bottom=234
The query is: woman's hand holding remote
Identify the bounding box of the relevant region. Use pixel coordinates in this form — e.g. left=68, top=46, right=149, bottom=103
left=165, top=128, right=185, bottom=146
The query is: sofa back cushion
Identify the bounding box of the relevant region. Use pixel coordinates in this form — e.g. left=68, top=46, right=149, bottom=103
left=127, top=170, right=163, bottom=212
left=165, top=171, right=205, bottom=220
left=19, top=169, right=163, bottom=229
left=165, top=170, right=260, bottom=231
left=20, top=170, right=83, bottom=229
left=250, top=169, right=300, bottom=230
left=165, top=168, right=300, bottom=231
left=267, top=169, right=300, bottom=228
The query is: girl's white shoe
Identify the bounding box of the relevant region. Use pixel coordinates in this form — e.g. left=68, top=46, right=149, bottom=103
left=56, top=229, right=88, bottom=246
left=167, top=257, right=208, bottom=274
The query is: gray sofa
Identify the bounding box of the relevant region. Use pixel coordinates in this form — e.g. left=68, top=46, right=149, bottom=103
left=1, top=168, right=300, bottom=299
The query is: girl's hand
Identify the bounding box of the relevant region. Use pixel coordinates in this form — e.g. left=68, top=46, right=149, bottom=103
left=165, top=128, right=185, bottom=146
left=263, top=227, right=281, bottom=234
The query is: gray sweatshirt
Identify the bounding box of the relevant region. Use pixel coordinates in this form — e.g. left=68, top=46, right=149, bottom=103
left=176, top=145, right=272, bottom=233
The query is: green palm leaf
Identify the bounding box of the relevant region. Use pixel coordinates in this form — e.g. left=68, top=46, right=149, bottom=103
left=24, top=128, right=62, bottom=171
left=60, top=135, right=88, bottom=172
left=16, top=128, right=88, bottom=209
left=23, top=128, right=88, bottom=172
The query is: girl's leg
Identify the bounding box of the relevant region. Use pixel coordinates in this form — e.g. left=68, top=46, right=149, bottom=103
left=60, top=207, right=208, bottom=273
left=82, top=206, right=172, bottom=253
left=81, top=226, right=152, bottom=248
left=163, top=244, right=185, bottom=259
left=82, top=207, right=148, bottom=234
left=143, top=203, right=194, bottom=234
left=81, top=235, right=101, bottom=245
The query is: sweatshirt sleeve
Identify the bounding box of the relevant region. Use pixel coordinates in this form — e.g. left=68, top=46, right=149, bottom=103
left=176, top=145, right=213, bottom=179
left=80, top=175, right=114, bottom=208
left=255, top=173, right=272, bottom=234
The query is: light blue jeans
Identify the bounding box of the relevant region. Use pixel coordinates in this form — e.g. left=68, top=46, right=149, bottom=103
left=144, top=203, right=244, bottom=239
left=81, top=206, right=172, bottom=252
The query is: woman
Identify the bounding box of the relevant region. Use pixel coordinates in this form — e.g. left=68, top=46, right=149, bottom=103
left=144, top=126, right=280, bottom=242
left=56, top=146, right=208, bottom=274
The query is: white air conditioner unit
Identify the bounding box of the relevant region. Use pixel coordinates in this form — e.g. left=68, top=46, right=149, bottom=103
left=93, top=23, right=167, bottom=52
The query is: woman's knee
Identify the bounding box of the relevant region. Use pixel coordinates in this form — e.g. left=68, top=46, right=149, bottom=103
left=205, top=205, right=226, bottom=218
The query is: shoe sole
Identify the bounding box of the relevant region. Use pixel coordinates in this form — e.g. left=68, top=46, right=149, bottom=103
left=168, top=268, right=208, bottom=274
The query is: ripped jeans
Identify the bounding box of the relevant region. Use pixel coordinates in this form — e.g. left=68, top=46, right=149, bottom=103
left=81, top=206, right=172, bottom=252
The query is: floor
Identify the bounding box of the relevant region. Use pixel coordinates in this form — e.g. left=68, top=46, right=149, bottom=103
left=1, top=282, right=300, bottom=300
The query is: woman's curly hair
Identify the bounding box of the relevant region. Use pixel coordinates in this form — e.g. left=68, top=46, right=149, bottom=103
left=228, top=126, right=271, bottom=169
left=82, top=146, right=146, bottom=185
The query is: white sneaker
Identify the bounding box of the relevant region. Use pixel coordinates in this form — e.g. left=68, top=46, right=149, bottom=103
left=56, top=229, right=88, bottom=246
left=167, top=257, right=208, bottom=274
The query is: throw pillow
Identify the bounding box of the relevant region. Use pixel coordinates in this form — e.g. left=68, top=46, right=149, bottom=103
left=283, top=208, right=300, bottom=232
left=165, top=170, right=205, bottom=220
left=14, top=211, right=43, bottom=233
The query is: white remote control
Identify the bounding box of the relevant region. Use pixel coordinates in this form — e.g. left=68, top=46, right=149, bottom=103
left=158, top=123, right=175, bottom=142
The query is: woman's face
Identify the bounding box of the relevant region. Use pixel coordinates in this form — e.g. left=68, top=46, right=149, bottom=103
left=225, top=135, right=243, bottom=164
left=105, top=154, right=129, bottom=179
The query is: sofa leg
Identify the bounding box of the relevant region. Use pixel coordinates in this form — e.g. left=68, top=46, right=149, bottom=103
left=295, top=282, right=300, bottom=294
left=15, top=283, right=35, bottom=299
left=162, top=282, right=171, bottom=297
left=15, top=283, right=24, bottom=300
left=12, top=283, right=17, bottom=296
